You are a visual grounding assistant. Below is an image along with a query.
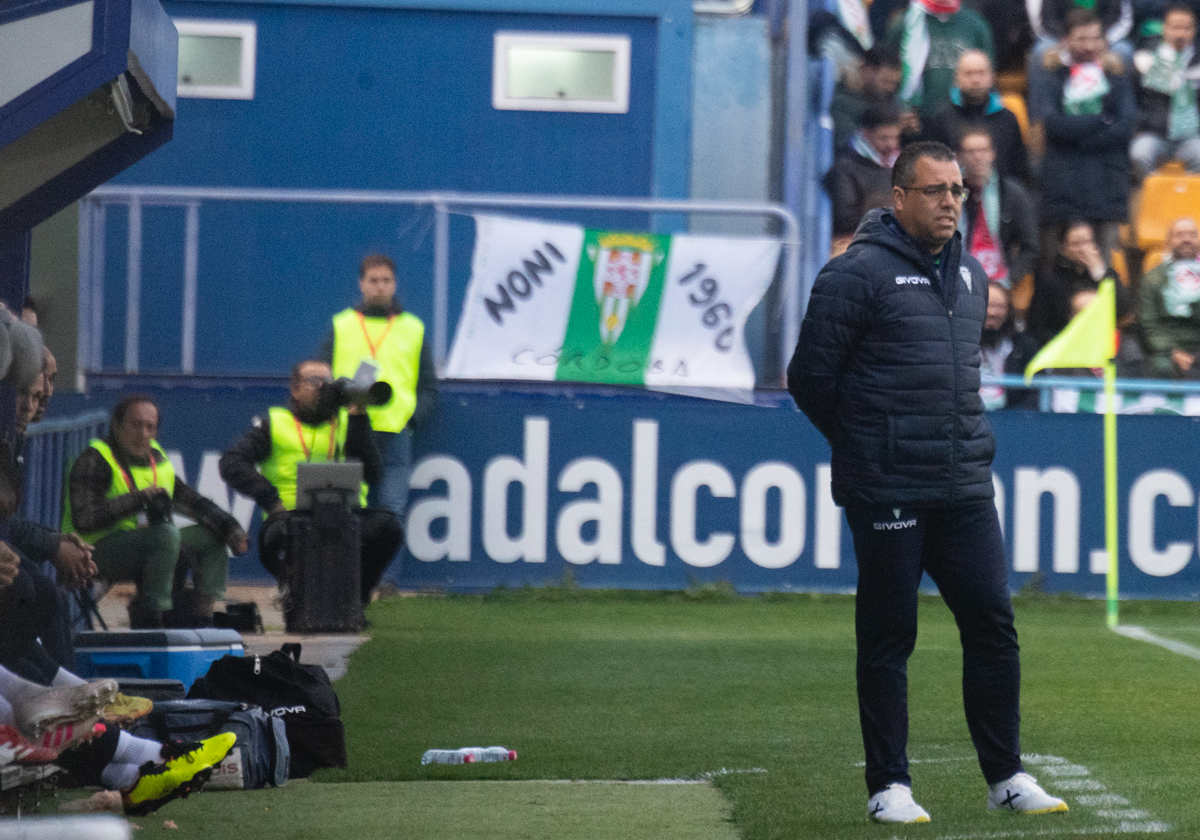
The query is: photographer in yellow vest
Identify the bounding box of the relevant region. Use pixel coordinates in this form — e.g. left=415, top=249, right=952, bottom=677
left=66, top=396, right=249, bottom=628
left=318, top=254, right=438, bottom=559
left=218, top=360, right=403, bottom=603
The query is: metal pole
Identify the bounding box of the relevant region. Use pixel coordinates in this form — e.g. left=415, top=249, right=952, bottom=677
left=88, top=201, right=107, bottom=388
left=780, top=212, right=801, bottom=375
left=777, top=0, right=806, bottom=379
left=76, top=199, right=93, bottom=393
left=124, top=195, right=142, bottom=373
left=432, top=202, right=450, bottom=371
left=181, top=201, right=200, bottom=374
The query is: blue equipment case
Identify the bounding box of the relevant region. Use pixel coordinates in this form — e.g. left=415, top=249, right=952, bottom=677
left=74, top=629, right=244, bottom=690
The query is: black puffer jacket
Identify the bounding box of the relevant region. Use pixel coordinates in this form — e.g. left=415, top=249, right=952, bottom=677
left=788, top=209, right=994, bottom=508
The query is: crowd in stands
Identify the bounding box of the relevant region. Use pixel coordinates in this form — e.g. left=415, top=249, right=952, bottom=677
left=818, top=0, right=1200, bottom=405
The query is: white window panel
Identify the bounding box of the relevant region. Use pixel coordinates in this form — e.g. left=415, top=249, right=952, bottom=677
left=174, top=19, right=256, bottom=100
left=493, top=32, right=630, bottom=114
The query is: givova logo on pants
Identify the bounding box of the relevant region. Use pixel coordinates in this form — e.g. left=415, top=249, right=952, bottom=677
left=874, top=508, right=918, bottom=530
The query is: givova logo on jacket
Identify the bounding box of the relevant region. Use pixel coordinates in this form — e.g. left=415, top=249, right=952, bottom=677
left=895, top=276, right=930, bottom=286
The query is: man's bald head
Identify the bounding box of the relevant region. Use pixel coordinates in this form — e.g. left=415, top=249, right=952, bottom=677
left=1169, top=217, right=1200, bottom=262
left=955, top=50, right=994, bottom=103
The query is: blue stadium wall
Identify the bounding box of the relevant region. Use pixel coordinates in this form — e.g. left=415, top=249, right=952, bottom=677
left=98, top=0, right=698, bottom=375
left=49, top=386, right=1200, bottom=600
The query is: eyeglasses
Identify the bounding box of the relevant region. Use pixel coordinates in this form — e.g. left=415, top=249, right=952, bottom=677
left=301, top=376, right=332, bottom=387
left=901, top=183, right=970, bottom=201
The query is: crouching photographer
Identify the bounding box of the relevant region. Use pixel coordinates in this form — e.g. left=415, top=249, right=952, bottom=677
left=65, top=396, right=249, bottom=628
left=218, top=360, right=402, bottom=606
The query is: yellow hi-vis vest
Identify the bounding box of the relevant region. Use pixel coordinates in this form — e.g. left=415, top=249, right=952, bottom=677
left=330, top=307, right=424, bottom=433
left=65, top=439, right=177, bottom=544
left=259, top=406, right=367, bottom=511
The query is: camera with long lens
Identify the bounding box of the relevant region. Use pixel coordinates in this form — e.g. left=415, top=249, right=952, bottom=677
left=318, top=377, right=393, bottom=410
left=144, top=490, right=172, bottom=525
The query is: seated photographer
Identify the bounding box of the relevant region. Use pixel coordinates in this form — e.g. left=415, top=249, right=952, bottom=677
left=218, top=360, right=402, bottom=604
left=65, top=396, right=249, bottom=629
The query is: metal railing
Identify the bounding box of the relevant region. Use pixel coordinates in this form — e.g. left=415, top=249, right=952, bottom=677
left=19, top=410, right=108, bottom=530
left=984, top=374, right=1200, bottom=412
left=79, top=186, right=802, bottom=385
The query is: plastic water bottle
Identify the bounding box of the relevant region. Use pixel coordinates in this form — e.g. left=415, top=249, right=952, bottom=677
left=421, top=746, right=518, bottom=765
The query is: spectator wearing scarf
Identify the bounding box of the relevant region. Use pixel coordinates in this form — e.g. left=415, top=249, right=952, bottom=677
left=825, top=103, right=904, bottom=238
left=1131, top=4, right=1200, bottom=180
left=1034, top=8, right=1136, bottom=266
left=980, top=282, right=1020, bottom=409
left=1138, top=217, right=1200, bottom=377
left=886, top=0, right=994, bottom=119
left=956, top=128, right=1039, bottom=291
left=1026, top=0, right=1135, bottom=119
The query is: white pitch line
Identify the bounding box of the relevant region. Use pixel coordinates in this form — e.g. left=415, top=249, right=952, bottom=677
left=1112, top=625, right=1200, bottom=661
left=1050, top=779, right=1105, bottom=791
left=1075, top=795, right=1130, bottom=807
left=855, top=756, right=976, bottom=767
left=932, top=827, right=1169, bottom=840
left=537, top=767, right=768, bottom=785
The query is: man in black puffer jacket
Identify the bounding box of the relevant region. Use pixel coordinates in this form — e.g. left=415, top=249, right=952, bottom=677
left=788, top=141, right=1067, bottom=825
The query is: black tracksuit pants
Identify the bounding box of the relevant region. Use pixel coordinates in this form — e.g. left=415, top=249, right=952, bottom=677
left=845, top=499, right=1023, bottom=796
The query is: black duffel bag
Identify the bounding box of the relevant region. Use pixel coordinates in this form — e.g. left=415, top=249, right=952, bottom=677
left=188, top=643, right=347, bottom=777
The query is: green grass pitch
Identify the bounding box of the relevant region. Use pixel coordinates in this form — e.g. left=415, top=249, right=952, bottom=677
left=85, top=590, right=1200, bottom=840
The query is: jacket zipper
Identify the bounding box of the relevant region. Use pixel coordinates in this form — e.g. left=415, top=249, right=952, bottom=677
left=948, top=305, right=959, bottom=503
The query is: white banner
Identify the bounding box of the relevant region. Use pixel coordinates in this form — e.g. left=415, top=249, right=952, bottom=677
left=445, top=215, right=781, bottom=389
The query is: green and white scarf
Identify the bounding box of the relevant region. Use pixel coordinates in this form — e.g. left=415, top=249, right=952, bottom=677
left=898, top=2, right=930, bottom=107
left=850, top=130, right=899, bottom=168
left=1141, top=42, right=1200, bottom=140
left=837, top=0, right=873, bottom=50
left=1161, top=258, right=1200, bottom=316
left=1063, top=62, right=1110, bottom=115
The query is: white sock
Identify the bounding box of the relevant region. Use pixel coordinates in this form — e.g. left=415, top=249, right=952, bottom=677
left=0, top=665, right=43, bottom=707
left=51, top=668, right=88, bottom=688
left=0, top=694, right=14, bottom=727
left=112, top=731, right=163, bottom=767
left=100, top=762, right=141, bottom=792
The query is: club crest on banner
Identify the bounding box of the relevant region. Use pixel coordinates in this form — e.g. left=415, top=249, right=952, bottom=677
left=590, top=233, right=663, bottom=346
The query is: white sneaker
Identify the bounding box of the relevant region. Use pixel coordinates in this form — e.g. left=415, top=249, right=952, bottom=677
left=988, top=772, right=1069, bottom=814
left=868, top=783, right=932, bottom=823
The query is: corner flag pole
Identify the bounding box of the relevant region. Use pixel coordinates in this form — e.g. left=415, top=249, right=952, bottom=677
left=1104, top=361, right=1119, bottom=627
left=1022, top=278, right=1120, bottom=627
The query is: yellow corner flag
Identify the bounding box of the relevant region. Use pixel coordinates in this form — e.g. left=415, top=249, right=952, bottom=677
left=1024, top=278, right=1118, bottom=382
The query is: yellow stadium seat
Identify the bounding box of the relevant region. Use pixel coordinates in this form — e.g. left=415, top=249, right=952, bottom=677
left=1000, top=94, right=1030, bottom=145
left=1138, top=164, right=1200, bottom=251
left=996, top=71, right=1028, bottom=96
left=1011, top=273, right=1034, bottom=316
left=1110, top=248, right=1127, bottom=284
